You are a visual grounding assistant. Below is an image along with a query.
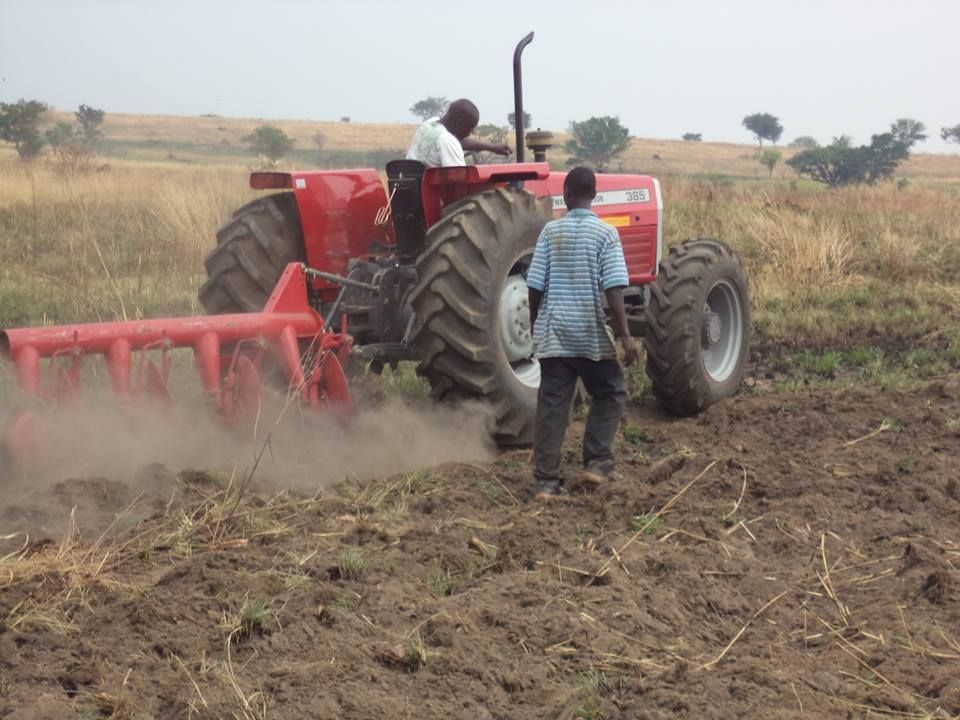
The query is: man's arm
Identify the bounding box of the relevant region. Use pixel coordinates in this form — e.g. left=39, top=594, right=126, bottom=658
left=605, top=287, right=639, bottom=366
left=461, top=136, right=511, bottom=156
left=526, top=229, right=549, bottom=332
left=528, top=288, right=542, bottom=327
left=599, top=227, right=638, bottom=366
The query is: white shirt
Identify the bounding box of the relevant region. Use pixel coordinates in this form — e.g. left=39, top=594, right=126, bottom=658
left=406, top=118, right=465, bottom=167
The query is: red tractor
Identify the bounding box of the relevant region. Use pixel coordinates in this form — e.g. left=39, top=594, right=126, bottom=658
left=1, top=33, right=749, bottom=459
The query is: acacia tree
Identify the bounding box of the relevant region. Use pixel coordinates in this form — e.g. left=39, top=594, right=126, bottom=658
left=759, top=149, right=781, bottom=178
left=786, top=128, right=914, bottom=187
left=0, top=99, right=49, bottom=160
left=682, top=132, right=702, bottom=142
left=941, top=124, right=960, bottom=144
left=789, top=136, right=819, bottom=149
left=474, top=123, right=507, bottom=143
left=410, top=96, right=449, bottom=120
left=45, top=104, right=106, bottom=173
left=564, top=116, right=631, bottom=171
left=507, top=111, right=532, bottom=129
left=889, top=118, right=927, bottom=147
left=742, top=112, right=783, bottom=149
left=470, top=124, right=509, bottom=164
left=243, top=125, right=295, bottom=161
left=76, top=104, right=105, bottom=147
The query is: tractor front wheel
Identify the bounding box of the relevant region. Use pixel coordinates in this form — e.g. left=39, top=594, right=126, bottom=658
left=409, top=188, right=552, bottom=445
left=643, top=238, right=751, bottom=416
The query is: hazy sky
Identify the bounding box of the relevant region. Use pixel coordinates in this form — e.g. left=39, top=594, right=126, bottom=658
left=2, top=0, right=958, bottom=151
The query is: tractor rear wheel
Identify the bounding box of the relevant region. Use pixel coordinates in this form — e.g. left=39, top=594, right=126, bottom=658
left=199, top=192, right=306, bottom=313
left=409, top=188, right=552, bottom=446
left=643, top=238, right=750, bottom=416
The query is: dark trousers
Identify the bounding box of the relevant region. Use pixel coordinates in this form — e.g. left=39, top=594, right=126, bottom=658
left=533, top=357, right=627, bottom=483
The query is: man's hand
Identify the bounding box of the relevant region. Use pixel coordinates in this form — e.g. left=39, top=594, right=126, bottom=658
left=605, top=287, right=638, bottom=366
left=461, top=137, right=512, bottom=156
left=620, top=336, right=640, bottom=367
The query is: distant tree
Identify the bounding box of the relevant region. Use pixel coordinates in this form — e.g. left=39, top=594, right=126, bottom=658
left=864, top=132, right=913, bottom=182
left=564, top=116, right=631, bottom=171
left=75, top=104, right=105, bottom=147
left=942, top=124, right=960, bottom=144
left=410, top=96, right=449, bottom=121
left=311, top=130, right=327, bottom=164
left=470, top=123, right=509, bottom=164
left=682, top=132, right=702, bottom=142
left=45, top=121, right=86, bottom=173
left=0, top=98, right=49, bottom=160
left=340, top=116, right=351, bottom=123
left=787, top=128, right=913, bottom=187
left=789, top=136, right=819, bottom=149
left=243, top=124, right=295, bottom=161
left=45, top=104, right=106, bottom=173
left=474, top=123, right=507, bottom=143
left=742, top=112, right=783, bottom=149
left=759, top=149, right=782, bottom=178
left=889, top=118, right=927, bottom=147
left=507, top=111, right=532, bottom=130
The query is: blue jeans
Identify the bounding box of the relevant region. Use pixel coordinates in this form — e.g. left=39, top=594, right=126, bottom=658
left=533, top=357, right=627, bottom=484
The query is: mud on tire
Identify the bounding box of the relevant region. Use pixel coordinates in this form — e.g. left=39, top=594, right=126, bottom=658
left=643, top=238, right=751, bottom=416
left=409, top=188, right=552, bottom=446
left=199, top=192, right=306, bottom=314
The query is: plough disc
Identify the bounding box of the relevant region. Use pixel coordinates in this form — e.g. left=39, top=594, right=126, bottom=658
left=0, top=263, right=353, bottom=469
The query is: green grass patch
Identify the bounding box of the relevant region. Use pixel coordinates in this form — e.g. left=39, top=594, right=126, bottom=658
left=631, top=511, right=663, bottom=535
left=337, top=548, right=366, bottom=581
left=427, top=562, right=459, bottom=597
left=769, top=343, right=958, bottom=387
left=377, top=363, right=430, bottom=399
left=621, top=420, right=653, bottom=447
left=753, top=281, right=957, bottom=352
left=624, top=365, right=653, bottom=403
left=574, top=668, right=611, bottom=720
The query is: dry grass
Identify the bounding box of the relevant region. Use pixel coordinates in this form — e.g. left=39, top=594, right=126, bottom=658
left=95, top=111, right=417, bottom=153
left=0, top=157, right=253, bottom=325
left=45, top=109, right=960, bottom=181
left=1, top=116, right=959, bottom=377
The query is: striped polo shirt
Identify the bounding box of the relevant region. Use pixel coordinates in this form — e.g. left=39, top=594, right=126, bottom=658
left=526, top=208, right=630, bottom=361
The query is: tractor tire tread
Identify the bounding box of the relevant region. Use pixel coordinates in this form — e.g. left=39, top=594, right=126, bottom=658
left=199, top=192, right=305, bottom=314
left=409, top=187, right=551, bottom=445
left=642, top=238, right=750, bottom=417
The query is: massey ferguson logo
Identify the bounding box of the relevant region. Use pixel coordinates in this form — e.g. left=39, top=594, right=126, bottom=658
left=551, top=188, right=650, bottom=209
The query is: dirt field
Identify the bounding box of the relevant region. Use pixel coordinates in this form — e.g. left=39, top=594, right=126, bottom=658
left=2, top=377, right=959, bottom=719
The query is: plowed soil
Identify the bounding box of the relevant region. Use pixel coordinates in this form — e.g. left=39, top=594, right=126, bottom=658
left=2, top=381, right=960, bottom=719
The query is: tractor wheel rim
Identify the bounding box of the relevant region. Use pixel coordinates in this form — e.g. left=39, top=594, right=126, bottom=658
left=701, top=279, right=744, bottom=383
left=498, top=274, right=540, bottom=388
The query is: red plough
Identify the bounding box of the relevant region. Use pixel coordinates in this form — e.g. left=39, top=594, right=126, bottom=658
left=1, top=263, right=353, bottom=467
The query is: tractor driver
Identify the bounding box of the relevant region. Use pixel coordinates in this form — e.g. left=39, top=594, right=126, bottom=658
left=406, top=98, right=511, bottom=167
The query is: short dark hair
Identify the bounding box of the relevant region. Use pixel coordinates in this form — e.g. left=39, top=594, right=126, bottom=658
left=564, top=166, right=596, bottom=200
left=447, top=98, right=479, bottom=122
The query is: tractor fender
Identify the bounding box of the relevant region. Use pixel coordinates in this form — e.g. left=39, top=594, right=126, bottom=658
left=249, top=170, right=393, bottom=290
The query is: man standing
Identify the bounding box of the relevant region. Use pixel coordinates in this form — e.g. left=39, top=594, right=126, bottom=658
left=526, top=166, right=639, bottom=500
left=406, top=98, right=510, bottom=167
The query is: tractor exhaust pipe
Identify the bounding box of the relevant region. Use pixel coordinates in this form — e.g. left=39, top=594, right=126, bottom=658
left=513, top=31, right=534, bottom=163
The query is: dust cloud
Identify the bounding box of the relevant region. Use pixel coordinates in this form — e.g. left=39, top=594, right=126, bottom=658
left=0, top=393, right=496, bottom=538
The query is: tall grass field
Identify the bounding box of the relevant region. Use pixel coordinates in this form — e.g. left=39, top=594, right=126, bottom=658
left=1, top=113, right=959, bottom=390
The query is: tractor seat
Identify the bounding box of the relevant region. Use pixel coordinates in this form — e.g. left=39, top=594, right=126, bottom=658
left=385, top=160, right=427, bottom=263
